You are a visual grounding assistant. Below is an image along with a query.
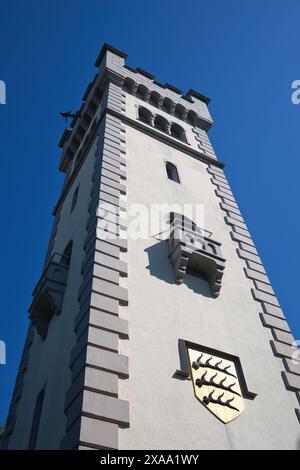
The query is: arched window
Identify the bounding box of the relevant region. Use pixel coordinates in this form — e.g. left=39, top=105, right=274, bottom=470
left=61, top=240, right=73, bottom=266
left=138, top=107, right=153, bottom=125
left=149, top=91, right=161, bottom=108
left=123, top=77, right=135, bottom=94
left=154, top=115, right=169, bottom=133
left=162, top=98, right=173, bottom=114
left=187, top=110, right=197, bottom=126
left=136, top=84, right=148, bottom=101
left=175, top=104, right=186, bottom=120
left=170, top=123, right=186, bottom=142
left=28, top=388, right=45, bottom=450
left=166, top=162, right=180, bottom=183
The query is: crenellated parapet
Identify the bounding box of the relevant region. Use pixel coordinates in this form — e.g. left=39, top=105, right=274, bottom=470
left=57, top=44, right=214, bottom=183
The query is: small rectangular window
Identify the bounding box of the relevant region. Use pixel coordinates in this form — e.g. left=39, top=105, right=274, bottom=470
left=166, top=162, right=180, bottom=183
left=71, top=185, right=79, bottom=213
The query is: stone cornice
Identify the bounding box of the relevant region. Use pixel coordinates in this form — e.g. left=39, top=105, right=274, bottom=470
left=58, top=47, right=214, bottom=166
left=108, top=107, right=224, bottom=168
left=53, top=105, right=224, bottom=217
left=53, top=110, right=105, bottom=216
left=58, top=69, right=122, bottom=172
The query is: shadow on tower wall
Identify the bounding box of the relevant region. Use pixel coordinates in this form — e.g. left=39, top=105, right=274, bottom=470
left=145, top=240, right=211, bottom=298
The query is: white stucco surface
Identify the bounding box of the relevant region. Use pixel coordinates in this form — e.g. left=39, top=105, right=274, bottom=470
left=7, top=85, right=300, bottom=450
left=118, top=122, right=300, bottom=449
left=8, top=139, right=98, bottom=449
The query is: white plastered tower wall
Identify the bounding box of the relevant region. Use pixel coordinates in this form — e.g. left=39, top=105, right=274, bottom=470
left=2, top=44, right=300, bottom=450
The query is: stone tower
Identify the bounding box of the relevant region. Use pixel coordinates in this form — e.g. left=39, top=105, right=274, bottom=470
left=2, top=44, right=300, bottom=450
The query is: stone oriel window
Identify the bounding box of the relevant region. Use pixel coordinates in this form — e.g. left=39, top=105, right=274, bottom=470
left=29, top=240, right=73, bottom=339
left=167, top=213, right=226, bottom=297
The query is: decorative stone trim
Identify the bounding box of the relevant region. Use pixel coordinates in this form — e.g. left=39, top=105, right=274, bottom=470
left=121, top=74, right=212, bottom=130
left=260, top=312, right=290, bottom=332
left=1, top=325, right=35, bottom=449
left=58, top=44, right=214, bottom=185
left=137, top=105, right=189, bottom=145
left=54, top=105, right=224, bottom=219
left=167, top=213, right=226, bottom=297
left=112, top=108, right=222, bottom=167
left=60, top=82, right=129, bottom=450
left=208, top=164, right=300, bottom=422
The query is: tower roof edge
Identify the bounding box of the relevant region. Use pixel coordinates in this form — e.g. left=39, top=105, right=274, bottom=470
left=186, top=89, right=211, bottom=105
left=94, top=43, right=128, bottom=67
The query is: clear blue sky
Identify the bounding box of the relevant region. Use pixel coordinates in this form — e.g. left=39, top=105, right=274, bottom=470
left=0, top=0, right=299, bottom=423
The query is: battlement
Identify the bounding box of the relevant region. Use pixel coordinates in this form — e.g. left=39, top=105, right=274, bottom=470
left=57, top=43, right=213, bottom=176
left=94, top=43, right=210, bottom=104
left=93, top=43, right=212, bottom=118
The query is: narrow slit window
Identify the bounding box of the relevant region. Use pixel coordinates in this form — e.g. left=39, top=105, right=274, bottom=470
left=71, top=185, right=79, bottom=213
left=61, top=240, right=73, bottom=266
left=28, top=388, right=45, bottom=450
